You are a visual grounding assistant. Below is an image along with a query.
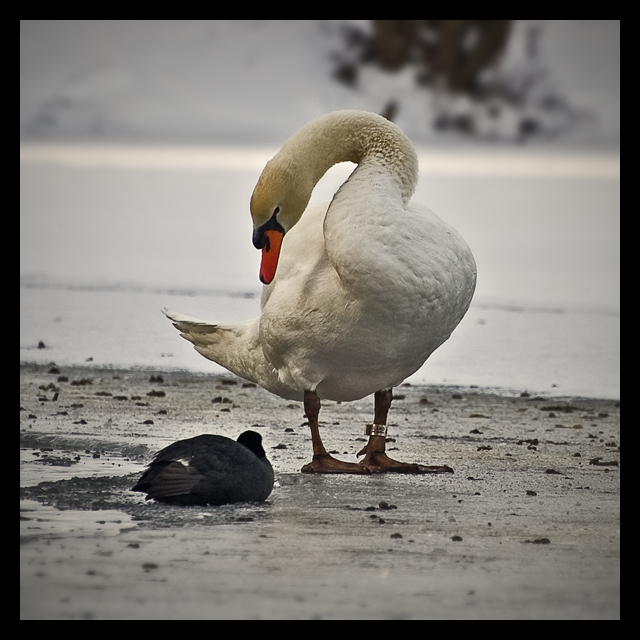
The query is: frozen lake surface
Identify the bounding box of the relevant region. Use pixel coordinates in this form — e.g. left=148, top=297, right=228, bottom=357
left=20, top=143, right=619, bottom=399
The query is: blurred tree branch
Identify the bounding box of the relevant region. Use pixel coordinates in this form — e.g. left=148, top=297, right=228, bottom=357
left=331, top=20, right=584, bottom=141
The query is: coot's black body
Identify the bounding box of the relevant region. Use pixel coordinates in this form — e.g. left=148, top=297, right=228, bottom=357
left=132, top=431, right=274, bottom=506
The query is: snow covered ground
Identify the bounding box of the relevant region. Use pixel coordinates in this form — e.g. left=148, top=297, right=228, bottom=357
left=20, top=21, right=620, bottom=398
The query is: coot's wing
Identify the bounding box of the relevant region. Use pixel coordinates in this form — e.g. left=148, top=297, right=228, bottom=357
left=132, top=460, right=204, bottom=500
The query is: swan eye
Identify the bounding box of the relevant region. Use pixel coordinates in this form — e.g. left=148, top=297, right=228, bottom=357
left=273, top=206, right=280, bottom=216
left=253, top=209, right=286, bottom=249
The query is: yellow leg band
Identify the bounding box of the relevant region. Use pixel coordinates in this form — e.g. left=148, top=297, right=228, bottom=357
left=365, top=423, right=388, bottom=437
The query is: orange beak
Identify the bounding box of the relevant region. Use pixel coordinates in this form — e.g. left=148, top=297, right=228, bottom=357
left=259, top=229, right=284, bottom=285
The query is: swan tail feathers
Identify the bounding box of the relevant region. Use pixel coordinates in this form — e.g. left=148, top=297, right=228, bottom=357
left=162, top=308, right=220, bottom=338
left=161, top=308, right=278, bottom=390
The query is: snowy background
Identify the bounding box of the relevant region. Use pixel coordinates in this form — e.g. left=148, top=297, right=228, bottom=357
left=20, top=20, right=620, bottom=398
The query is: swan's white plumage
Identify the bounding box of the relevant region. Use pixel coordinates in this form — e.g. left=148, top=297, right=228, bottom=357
left=164, top=110, right=476, bottom=402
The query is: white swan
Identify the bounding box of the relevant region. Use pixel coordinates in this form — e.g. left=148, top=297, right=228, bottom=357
left=164, top=110, right=476, bottom=474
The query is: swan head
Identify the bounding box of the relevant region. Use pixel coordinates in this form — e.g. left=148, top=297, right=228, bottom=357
left=250, top=158, right=313, bottom=285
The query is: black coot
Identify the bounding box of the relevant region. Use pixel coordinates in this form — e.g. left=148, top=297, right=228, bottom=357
left=132, top=431, right=274, bottom=506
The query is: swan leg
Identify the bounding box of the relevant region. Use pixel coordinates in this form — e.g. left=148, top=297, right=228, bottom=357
left=301, top=390, right=370, bottom=474
left=357, top=389, right=454, bottom=474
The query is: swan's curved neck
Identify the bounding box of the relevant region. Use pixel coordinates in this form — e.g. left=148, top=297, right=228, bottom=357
left=280, top=110, right=418, bottom=206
